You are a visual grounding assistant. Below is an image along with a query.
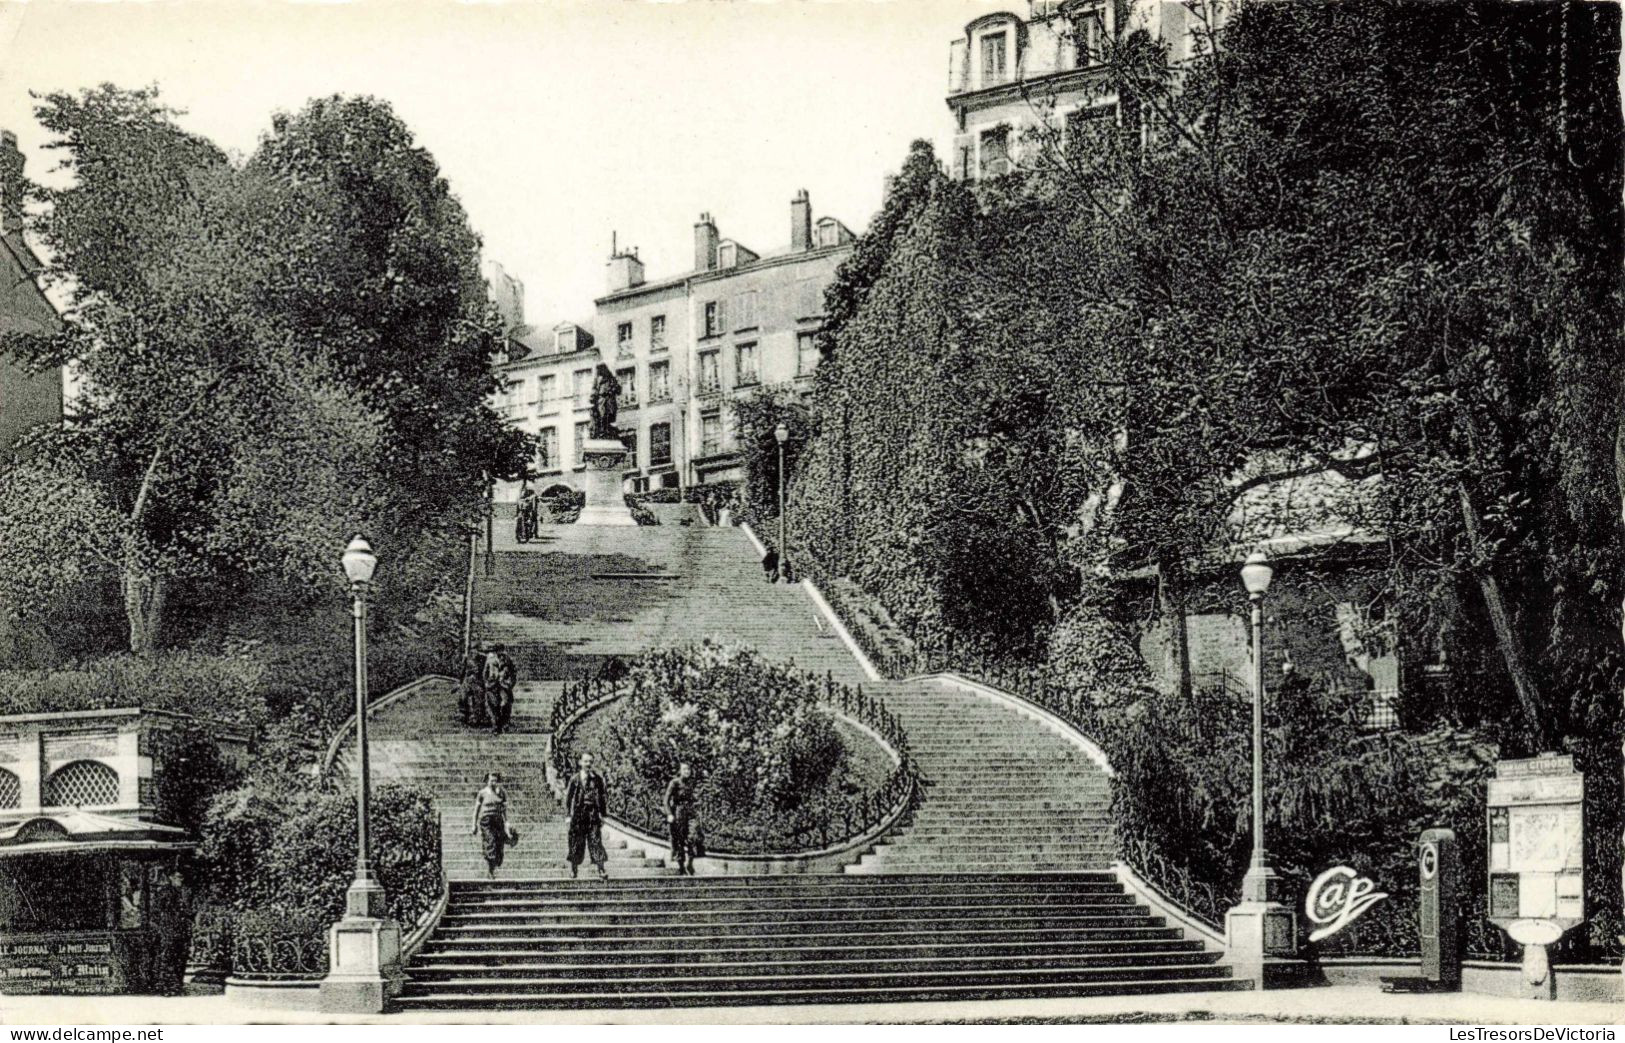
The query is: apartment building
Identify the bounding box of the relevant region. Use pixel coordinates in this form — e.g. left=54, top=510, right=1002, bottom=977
left=602, top=192, right=853, bottom=492
left=489, top=190, right=854, bottom=501
left=947, top=0, right=1219, bottom=179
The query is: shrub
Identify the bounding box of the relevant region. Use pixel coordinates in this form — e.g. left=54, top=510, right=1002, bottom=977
left=574, top=645, right=851, bottom=828
left=1097, top=651, right=1503, bottom=950
left=0, top=651, right=270, bottom=725
left=198, top=778, right=442, bottom=976
left=625, top=645, right=843, bottom=811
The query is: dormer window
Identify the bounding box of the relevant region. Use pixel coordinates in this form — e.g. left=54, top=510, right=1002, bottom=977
left=980, top=32, right=1008, bottom=86
left=718, top=242, right=737, bottom=269
left=815, top=219, right=843, bottom=249
left=1072, top=2, right=1107, bottom=65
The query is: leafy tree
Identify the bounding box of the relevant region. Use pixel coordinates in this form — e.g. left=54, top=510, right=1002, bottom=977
left=249, top=95, right=532, bottom=534
left=2, top=87, right=385, bottom=653
left=1, top=87, right=526, bottom=654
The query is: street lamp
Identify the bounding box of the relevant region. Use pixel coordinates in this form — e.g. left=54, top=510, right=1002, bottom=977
left=321, top=535, right=403, bottom=1013
left=1224, top=547, right=1298, bottom=987
left=340, top=536, right=381, bottom=909
left=774, top=423, right=789, bottom=576
left=1240, top=549, right=1273, bottom=887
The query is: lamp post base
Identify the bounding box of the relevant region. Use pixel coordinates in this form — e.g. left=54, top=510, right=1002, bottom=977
left=1226, top=864, right=1298, bottom=990
left=344, top=871, right=389, bottom=919
left=319, top=914, right=404, bottom=1014
left=1225, top=900, right=1299, bottom=990
left=320, top=874, right=403, bottom=1014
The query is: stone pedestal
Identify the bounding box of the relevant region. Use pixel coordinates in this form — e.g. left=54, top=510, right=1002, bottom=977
left=1225, top=864, right=1299, bottom=989
left=576, top=438, right=636, bottom=527
left=318, top=877, right=403, bottom=1014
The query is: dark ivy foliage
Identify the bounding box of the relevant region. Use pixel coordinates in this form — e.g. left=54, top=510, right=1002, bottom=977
left=790, top=0, right=1624, bottom=955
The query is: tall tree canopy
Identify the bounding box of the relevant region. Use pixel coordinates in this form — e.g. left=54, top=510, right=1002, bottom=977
left=0, top=86, right=527, bottom=653
left=798, top=1, right=1623, bottom=753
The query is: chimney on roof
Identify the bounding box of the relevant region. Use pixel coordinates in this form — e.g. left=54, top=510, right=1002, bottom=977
left=790, top=189, right=812, bottom=252
left=694, top=212, right=719, bottom=272
left=0, top=131, right=23, bottom=238
left=606, top=241, right=646, bottom=293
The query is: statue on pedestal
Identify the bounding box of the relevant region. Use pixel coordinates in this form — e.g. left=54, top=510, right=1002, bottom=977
left=589, top=364, right=622, bottom=440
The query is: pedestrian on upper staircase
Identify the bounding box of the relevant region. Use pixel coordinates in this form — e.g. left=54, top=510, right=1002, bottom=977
left=664, top=761, right=697, bottom=876
left=470, top=771, right=510, bottom=878
left=483, top=643, right=517, bottom=735
left=459, top=644, right=489, bottom=728
left=779, top=559, right=796, bottom=584
left=761, top=549, right=780, bottom=583
left=565, top=752, right=609, bottom=880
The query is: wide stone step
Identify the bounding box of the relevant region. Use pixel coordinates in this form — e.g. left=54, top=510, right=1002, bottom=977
left=443, top=892, right=1141, bottom=916
left=435, top=909, right=1163, bottom=935
left=415, top=937, right=1207, bottom=964
left=422, top=923, right=1188, bottom=953
left=399, top=961, right=1235, bottom=1000
left=447, top=873, right=1120, bottom=898
left=407, top=949, right=1223, bottom=982
left=446, top=886, right=1134, bottom=910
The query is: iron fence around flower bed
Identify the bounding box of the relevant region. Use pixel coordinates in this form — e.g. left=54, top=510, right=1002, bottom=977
left=551, top=669, right=919, bottom=856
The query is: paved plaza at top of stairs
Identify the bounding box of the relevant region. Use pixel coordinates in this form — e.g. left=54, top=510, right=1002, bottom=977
left=477, top=523, right=866, bottom=684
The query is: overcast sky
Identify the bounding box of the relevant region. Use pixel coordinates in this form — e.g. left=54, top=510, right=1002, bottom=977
left=0, top=0, right=998, bottom=325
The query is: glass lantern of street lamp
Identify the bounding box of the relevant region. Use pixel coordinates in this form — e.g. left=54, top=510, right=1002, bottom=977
left=342, top=536, right=378, bottom=589
left=774, top=423, right=789, bottom=445
left=1240, top=549, right=1273, bottom=597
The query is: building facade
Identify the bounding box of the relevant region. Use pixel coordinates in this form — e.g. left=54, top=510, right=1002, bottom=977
left=0, top=130, right=64, bottom=458
left=491, top=191, right=854, bottom=502
left=946, top=0, right=1218, bottom=179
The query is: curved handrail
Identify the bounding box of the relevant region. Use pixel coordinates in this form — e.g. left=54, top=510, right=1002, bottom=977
left=915, top=666, right=1237, bottom=940
left=319, top=674, right=457, bottom=784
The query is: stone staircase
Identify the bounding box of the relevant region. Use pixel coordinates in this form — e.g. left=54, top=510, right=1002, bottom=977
left=848, top=680, right=1116, bottom=873
left=395, top=875, right=1242, bottom=1009
left=332, top=520, right=1242, bottom=1006
left=475, top=524, right=865, bottom=683
left=333, top=679, right=672, bottom=880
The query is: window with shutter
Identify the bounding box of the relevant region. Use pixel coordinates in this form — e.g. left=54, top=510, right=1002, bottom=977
left=797, top=332, right=819, bottom=376
left=701, top=412, right=722, bottom=455
left=698, top=350, right=721, bottom=394
left=651, top=423, right=673, bottom=466
left=736, top=342, right=759, bottom=386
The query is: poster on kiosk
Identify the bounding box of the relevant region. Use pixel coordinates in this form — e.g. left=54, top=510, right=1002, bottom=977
left=1485, top=752, right=1584, bottom=999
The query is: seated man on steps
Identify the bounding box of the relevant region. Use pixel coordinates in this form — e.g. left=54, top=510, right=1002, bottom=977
left=565, top=752, right=610, bottom=880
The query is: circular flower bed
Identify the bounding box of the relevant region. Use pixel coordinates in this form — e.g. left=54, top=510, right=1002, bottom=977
left=556, top=644, right=906, bottom=853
